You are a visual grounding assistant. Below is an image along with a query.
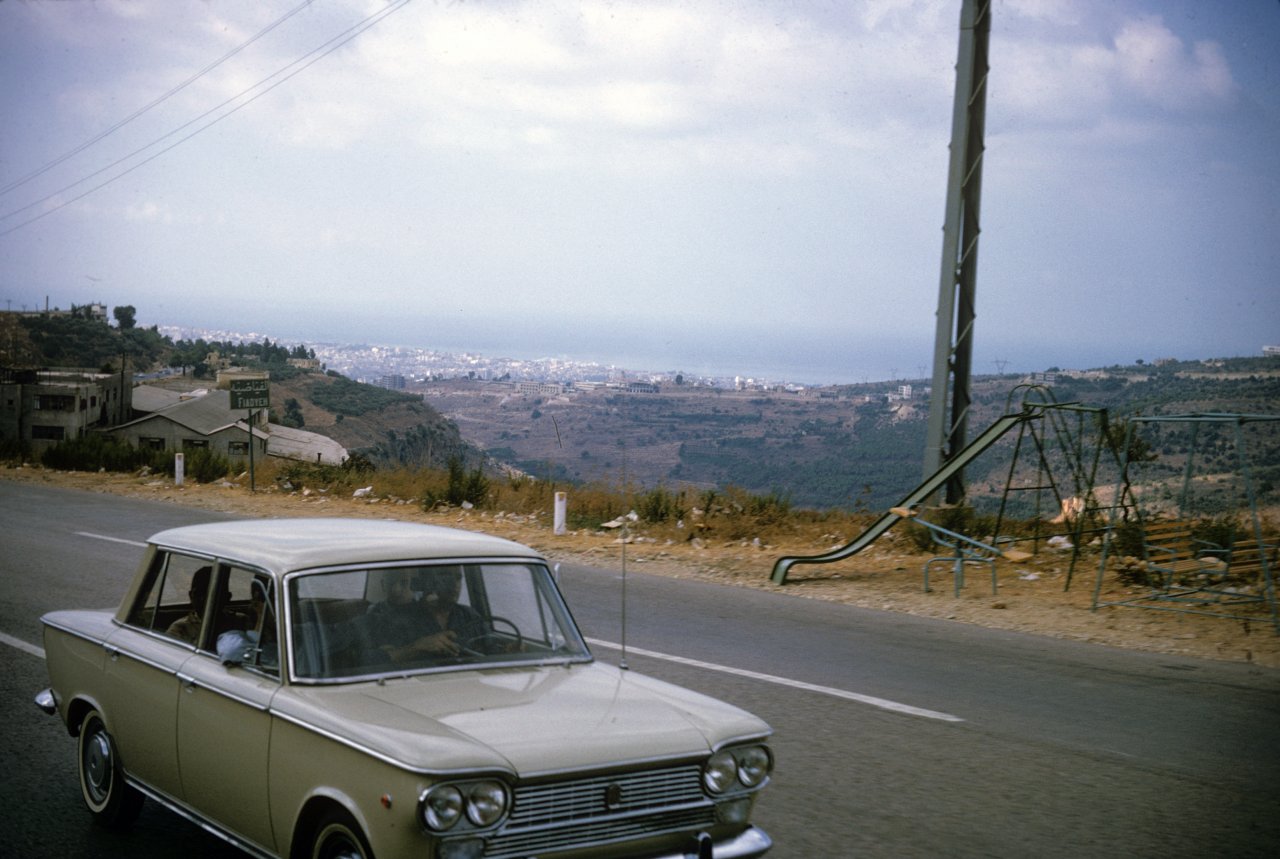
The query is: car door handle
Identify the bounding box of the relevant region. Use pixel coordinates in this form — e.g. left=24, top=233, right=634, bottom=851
left=178, top=673, right=197, bottom=692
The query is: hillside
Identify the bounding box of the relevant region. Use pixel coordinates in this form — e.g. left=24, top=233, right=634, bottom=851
left=420, top=358, right=1280, bottom=513
left=0, top=310, right=486, bottom=472
left=267, top=372, right=483, bottom=470
left=135, top=371, right=485, bottom=473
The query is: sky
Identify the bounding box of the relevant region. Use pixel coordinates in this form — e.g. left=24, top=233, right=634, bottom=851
left=1, top=0, right=1277, bottom=385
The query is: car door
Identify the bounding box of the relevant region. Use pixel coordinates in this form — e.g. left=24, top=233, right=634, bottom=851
left=175, top=566, right=278, bottom=851
left=103, top=549, right=217, bottom=801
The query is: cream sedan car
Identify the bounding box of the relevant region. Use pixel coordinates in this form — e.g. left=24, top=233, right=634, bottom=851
left=36, top=518, right=773, bottom=859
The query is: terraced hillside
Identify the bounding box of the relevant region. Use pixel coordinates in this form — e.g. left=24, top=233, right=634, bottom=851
left=421, top=358, right=1280, bottom=512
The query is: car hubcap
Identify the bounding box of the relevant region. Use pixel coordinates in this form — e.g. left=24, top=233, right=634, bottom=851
left=84, top=729, right=112, bottom=803
left=315, top=824, right=366, bottom=859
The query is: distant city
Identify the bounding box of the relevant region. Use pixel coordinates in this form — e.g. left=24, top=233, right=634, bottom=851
left=155, top=325, right=1280, bottom=395
left=157, top=325, right=828, bottom=392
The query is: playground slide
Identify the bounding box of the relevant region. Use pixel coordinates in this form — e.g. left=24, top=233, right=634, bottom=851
left=770, top=411, right=1030, bottom=585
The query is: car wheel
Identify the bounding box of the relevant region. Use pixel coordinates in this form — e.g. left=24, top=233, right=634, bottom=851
left=310, top=810, right=373, bottom=859
left=77, top=708, right=144, bottom=829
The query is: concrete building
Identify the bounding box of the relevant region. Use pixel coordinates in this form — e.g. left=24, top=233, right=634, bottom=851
left=265, top=423, right=348, bottom=465
left=1, top=367, right=132, bottom=451
left=122, top=385, right=347, bottom=466
left=379, top=374, right=407, bottom=390
left=518, top=381, right=565, bottom=396
left=109, top=389, right=267, bottom=465
left=216, top=367, right=270, bottom=389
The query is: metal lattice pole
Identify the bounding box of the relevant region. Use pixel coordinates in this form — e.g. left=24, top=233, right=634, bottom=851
left=923, top=0, right=992, bottom=504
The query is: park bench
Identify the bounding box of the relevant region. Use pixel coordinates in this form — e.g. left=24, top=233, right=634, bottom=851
left=1218, top=539, right=1278, bottom=590
left=1140, top=520, right=1222, bottom=589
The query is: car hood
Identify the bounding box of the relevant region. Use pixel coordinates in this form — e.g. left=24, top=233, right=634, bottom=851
left=274, top=662, right=769, bottom=776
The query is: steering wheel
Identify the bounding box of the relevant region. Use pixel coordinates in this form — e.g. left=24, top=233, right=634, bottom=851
left=460, top=616, right=523, bottom=656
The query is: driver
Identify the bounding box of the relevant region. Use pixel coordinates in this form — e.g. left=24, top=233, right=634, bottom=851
left=379, top=568, right=487, bottom=664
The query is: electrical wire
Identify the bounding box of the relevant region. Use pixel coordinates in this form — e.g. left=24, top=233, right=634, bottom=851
left=0, top=0, right=317, bottom=199
left=0, top=0, right=413, bottom=238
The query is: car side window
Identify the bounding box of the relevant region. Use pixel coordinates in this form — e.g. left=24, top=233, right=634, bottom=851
left=125, top=551, right=216, bottom=645
left=213, top=567, right=279, bottom=677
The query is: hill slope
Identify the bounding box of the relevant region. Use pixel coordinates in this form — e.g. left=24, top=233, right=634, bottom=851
left=231, top=371, right=488, bottom=471
left=421, top=357, right=1280, bottom=513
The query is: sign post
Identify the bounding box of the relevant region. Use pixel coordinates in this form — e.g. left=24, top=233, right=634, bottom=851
left=229, top=380, right=270, bottom=491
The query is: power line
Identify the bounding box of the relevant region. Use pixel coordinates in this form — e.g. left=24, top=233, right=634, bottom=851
left=0, top=0, right=316, bottom=199
left=0, top=0, right=413, bottom=238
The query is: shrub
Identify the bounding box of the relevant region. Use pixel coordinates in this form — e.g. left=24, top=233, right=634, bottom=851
left=276, top=452, right=375, bottom=493
left=636, top=486, right=686, bottom=524
left=0, top=436, right=31, bottom=463
left=1109, top=520, right=1145, bottom=558
left=183, top=447, right=233, bottom=483
left=41, top=435, right=160, bottom=473
left=422, top=458, right=490, bottom=509
left=1191, top=514, right=1241, bottom=550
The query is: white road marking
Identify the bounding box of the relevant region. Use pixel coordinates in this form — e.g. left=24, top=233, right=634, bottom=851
left=586, top=637, right=965, bottom=723
left=75, top=531, right=147, bottom=548
left=0, top=631, right=45, bottom=660
left=3, top=630, right=962, bottom=721
left=4, top=532, right=138, bottom=660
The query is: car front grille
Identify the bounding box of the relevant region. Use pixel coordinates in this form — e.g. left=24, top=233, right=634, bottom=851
left=483, top=764, right=716, bottom=858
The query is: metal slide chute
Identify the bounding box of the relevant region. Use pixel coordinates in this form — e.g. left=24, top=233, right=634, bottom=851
left=770, top=411, right=1030, bottom=585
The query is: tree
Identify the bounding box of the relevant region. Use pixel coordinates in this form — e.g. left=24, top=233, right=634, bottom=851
left=113, top=305, right=137, bottom=330
left=282, top=398, right=305, bottom=428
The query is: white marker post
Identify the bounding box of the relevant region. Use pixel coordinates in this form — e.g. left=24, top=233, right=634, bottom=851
left=174, top=452, right=185, bottom=486
left=554, top=491, right=568, bottom=535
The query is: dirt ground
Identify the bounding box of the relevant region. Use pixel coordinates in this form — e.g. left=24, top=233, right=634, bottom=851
left=7, top=466, right=1279, bottom=669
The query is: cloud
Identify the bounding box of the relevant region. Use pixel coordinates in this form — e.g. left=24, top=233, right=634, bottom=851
left=999, top=10, right=1238, bottom=129
left=1112, top=16, right=1237, bottom=110
left=199, top=0, right=961, bottom=179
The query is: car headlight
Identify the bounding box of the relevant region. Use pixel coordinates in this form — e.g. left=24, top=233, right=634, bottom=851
left=736, top=746, right=772, bottom=787
left=703, top=745, right=773, bottom=794
left=703, top=751, right=738, bottom=794
left=466, top=782, right=509, bottom=827
left=421, top=780, right=510, bottom=833
left=422, top=785, right=464, bottom=831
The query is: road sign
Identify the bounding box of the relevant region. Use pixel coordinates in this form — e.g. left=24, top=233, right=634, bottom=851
left=229, top=379, right=270, bottom=410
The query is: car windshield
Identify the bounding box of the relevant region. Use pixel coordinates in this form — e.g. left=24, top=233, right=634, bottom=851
left=287, top=561, right=591, bottom=682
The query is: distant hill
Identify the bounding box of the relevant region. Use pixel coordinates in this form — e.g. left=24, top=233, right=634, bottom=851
left=422, top=357, right=1280, bottom=514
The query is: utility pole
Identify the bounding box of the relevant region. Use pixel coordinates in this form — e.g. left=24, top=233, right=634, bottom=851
left=923, top=0, right=992, bottom=504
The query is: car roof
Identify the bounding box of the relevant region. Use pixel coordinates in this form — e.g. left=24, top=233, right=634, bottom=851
left=147, top=518, right=543, bottom=576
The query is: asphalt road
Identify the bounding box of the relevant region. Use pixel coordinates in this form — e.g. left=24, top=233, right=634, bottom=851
left=3, top=481, right=1279, bottom=858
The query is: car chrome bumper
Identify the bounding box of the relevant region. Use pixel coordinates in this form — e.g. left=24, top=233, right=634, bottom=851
left=655, top=827, right=772, bottom=859
left=35, top=687, right=58, bottom=716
